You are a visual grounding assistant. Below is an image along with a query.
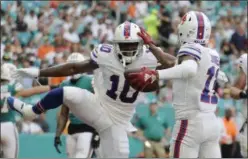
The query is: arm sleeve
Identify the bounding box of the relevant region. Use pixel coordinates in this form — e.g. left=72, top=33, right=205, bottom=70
left=158, top=59, right=198, bottom=80
left=177, top=44, right=202, bottom=61
left=90, top=45, right=100, bottom=64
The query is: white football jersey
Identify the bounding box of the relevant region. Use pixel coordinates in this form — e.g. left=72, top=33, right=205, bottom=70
left=238, top=54, right=247, bottom=121
left=172, top=43, right=220, bottom=120
left=90, top=44, right=158, bottom=125
left=239, top=54, right=247, bottom=76
left=238, top=53, right=247, bottom=88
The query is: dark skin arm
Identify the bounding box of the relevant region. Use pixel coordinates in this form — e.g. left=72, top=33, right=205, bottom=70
left=40, top=59, right=98, bottom=77
left=149, top=44, right=177, bottom=69
left=55, top=105, right=69, bottom=137
left=230, top=68, right=246, bottom=99
left=15, top=86, right=51, bottom=97
left=137, top=27, right=176, bottom=69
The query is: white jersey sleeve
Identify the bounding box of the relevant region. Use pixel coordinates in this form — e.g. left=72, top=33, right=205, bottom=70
left=90, top=44, right=114, bottom=66
left=177, top=43, right=202, bottom=61
left=238, top=54, right=247, bottom=76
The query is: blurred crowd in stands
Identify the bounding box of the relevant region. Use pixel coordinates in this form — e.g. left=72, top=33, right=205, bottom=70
left=1, top=0, right=247, bottom=157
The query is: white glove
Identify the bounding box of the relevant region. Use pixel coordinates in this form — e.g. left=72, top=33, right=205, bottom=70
left=217, top=70, right=228, bottom=84
left=11, top=68, right=40, bottom=80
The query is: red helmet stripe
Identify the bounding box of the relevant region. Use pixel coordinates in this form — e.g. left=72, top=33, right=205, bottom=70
left=123, top=21, right=131, bottom=38
left=195, top=12, right=204, bottom=39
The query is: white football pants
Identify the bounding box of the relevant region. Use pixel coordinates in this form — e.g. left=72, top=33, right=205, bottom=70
left=63, top=87, right=129, bottom=158
left=169, top=112, right=221, bottom=158
left=66, top=132, right=94, bottom=158
left=0, top=122, right=19, bottom=158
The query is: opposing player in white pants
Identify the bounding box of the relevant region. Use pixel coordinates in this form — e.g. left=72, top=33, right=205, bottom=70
left=127, top=11, right=229, bottom=158
left=230, top=53, right=247, bottom=157
left=8, top=22, right=160, bottom=158
left=0, top=64, right=20, bottom=158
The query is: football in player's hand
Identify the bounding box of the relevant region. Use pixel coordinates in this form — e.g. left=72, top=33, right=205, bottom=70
left=124, top=68, right=159, bottom=92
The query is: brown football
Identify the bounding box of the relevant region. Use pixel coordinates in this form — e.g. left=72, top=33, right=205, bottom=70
left=124, top=70, right=159, bottom=92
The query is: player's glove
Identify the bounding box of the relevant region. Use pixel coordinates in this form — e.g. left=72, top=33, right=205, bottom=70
left=239, top=89, right=248, bottom=99
left=127, top=67, right=158, bottom=91
left=91, top=133, right=100, bottom=149
left=11, top=68, right=40, bottom=80
left=54, top=136, right=62, bottom=153
left=217, top=70, right=228, bottom=84
left=137, top=27, right=155, bottom=45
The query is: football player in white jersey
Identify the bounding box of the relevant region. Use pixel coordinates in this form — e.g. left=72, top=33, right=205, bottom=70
left=127, top=11, right=225, bottom=158
left=230, top=53, right=247, bottom=157
left=7, top=21, right=160, bottom=158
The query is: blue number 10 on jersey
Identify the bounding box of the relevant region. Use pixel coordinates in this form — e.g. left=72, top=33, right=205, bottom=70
left=106, top=75, right=139, bottom=103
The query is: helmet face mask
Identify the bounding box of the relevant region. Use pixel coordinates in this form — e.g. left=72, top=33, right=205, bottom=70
left=113, top=21, right=143, bottom=67
left=177, top=11, right=211, bottom=46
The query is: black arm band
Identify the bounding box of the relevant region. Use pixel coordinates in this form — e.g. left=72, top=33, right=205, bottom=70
left=50, top=85, right=59, bottom=90
left=239, top=91, right=248, bottom=99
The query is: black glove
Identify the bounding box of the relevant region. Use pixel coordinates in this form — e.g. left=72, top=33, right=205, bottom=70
left=239, top=89, right=248, bottom=99
left=54, top=136, right=62, bottom=153
left=91, top=133, right=100, bottom=149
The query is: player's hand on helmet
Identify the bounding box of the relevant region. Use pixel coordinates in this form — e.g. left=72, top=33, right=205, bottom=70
left=54, top=136, right=62, bottom=153
left=127, top=67, right=159, bottom=91
left=11, top=68, right=40, bottom=80
left=137, top=27, right=155, bottom=45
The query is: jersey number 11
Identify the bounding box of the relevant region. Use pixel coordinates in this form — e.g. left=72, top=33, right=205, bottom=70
left=201, top=66, right=219, bottom=104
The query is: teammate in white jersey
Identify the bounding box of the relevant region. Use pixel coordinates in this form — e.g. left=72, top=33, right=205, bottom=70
left=127, top=11, right=225, bottom=158
left=230, top=53, right=247, bottom=157
left=8, top=21, right=159, bottom=158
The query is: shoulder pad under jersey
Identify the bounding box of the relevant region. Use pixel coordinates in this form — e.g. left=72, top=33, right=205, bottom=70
left=90, top=44, right=114, bottom=65
left=177, top=43, right=202, bottom=61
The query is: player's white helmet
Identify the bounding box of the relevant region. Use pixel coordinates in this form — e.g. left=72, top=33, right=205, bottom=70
left=67, top=53, right=86, bottom=80
left=3, top=63, right=17, bottom=72
left=178, top=11, right=211, bottom=45
left=1, top=64, right=11, bottom=82
left=113, top=21, right=143, bottom=67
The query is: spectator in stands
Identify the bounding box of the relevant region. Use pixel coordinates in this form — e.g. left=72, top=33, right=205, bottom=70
left=16, top=13, right=27, bottom=32
left=37, top=37, right=54, bottom=60
left=221, top=108, right=238, bottom=157
left=135, top=103, right=169, bottom=158
left=24, top=10, right=38, bottom=33
left=230, top=22, right=246, bottom=55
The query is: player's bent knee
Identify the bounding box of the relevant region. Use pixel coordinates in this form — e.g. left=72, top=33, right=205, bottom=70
left=63, top=87, right=88, bottom=104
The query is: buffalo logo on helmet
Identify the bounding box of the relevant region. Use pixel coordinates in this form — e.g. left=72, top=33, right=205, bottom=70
left=123, top=21, right=131, bottom=39
left=181, top=14, right=187, bottom=25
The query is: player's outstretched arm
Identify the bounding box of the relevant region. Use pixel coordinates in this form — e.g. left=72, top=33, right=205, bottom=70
left=149, top=44, right=176, bottom=69
left=54, top=105, right=69, bottom=153
left=12, top=59, right=98, bottom=80
left=40, top=59, right=98, bottom=77
left=55, top=105, right=69, bottom=137
left=137, top=27, right=176, bottom=68
left=230, top=69, right=247, bottom=99
left=157, top=55, right=198, bottom=80
left=15, top=86, right=51, bottom=97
